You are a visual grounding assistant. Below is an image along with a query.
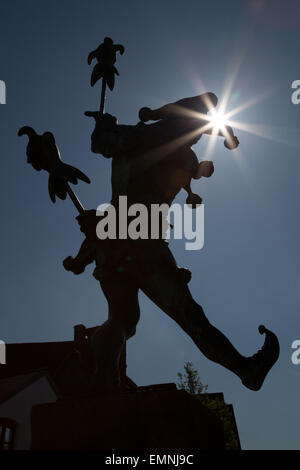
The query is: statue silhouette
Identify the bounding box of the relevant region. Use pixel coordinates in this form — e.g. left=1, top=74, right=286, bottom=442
left=64, top=92, right=279, bottom=391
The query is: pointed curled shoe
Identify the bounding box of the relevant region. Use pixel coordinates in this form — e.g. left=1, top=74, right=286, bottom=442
left=241, top=325, right=280, bottom=391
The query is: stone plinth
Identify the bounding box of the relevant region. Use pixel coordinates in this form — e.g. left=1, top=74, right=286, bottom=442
left=31, top=385, right=225, bottom=450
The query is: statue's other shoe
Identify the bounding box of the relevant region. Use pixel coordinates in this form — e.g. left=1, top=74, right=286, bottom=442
left=241, top=325, right=280, bottom=391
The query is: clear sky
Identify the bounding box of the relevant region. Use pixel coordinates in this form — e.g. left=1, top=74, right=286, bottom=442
left=0, top=0, right=300, bottom=450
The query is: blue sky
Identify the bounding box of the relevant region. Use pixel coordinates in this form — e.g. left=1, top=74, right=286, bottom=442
left=1, top=0, right=300, bottom=449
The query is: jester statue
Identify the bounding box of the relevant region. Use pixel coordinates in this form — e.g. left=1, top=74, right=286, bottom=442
left=19, top=38, right=279, bottom=393
left=64, top=101, right=279, bottom=393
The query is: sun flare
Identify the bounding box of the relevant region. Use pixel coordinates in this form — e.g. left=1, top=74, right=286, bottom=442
left=207, top=111, right=228, bottom=133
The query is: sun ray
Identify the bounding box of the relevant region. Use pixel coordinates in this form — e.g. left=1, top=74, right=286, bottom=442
left=218, top=50, right=246, bottom=116
left=137, top=125, right=212, bottom=173
left=225, top=87, right=276, bottom=120
left=226, top=120, right=300, bottom=150
left=134, top=71, right=294, bottom=179
left=202, top=132, right=219, bottom=161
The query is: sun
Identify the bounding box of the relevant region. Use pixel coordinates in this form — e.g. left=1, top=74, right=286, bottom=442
left=207, top=110, right=228, bottom=133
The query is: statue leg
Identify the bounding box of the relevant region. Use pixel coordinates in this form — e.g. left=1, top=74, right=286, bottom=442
left=139, top=245, right=279, bottom=391
left=91, top=275, right=140, bottom=390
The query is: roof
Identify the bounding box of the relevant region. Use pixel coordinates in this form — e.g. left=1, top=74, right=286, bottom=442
left=0, top=370, right=57, bottom=406
left=0, top=341, right=73, bottom=380
left=0, top=338, right=137, bottom=396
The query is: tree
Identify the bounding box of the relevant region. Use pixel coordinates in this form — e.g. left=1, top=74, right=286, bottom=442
left=177, top=362, right=240, bottom=450
left=177, top=361, right=208, bottom=395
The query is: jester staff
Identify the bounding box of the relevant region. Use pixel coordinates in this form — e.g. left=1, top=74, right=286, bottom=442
left=18, top=127, right=89, bottom=214
left=88, top=37, right=125, bottom=113
left=18, top=37, right=124, bottom=213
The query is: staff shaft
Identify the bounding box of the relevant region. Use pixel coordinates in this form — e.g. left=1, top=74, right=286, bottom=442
left=66, top=184, right=85, bottom=214
left=100, top=79, right=106, bottom=114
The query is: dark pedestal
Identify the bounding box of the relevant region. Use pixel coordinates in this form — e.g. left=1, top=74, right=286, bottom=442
left=31, top=386, right=225, bottom=450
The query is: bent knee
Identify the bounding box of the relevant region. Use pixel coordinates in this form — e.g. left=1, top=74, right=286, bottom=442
left=109, top=303, right=140, bottom=335
left=123, top=309, right=140, bottom=338
left=126, top=325, right=137, bottom=340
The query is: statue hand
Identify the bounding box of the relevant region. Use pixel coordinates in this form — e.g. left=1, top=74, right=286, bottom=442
left=186, top=193, right=203, bottom=208
left=85, top=112, right=120, bottom=157
left=76, top=210, right=98, bottom=240
left=85, top=111, right=117, bottom=130
left=63, top=256, right=85, bottom=275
